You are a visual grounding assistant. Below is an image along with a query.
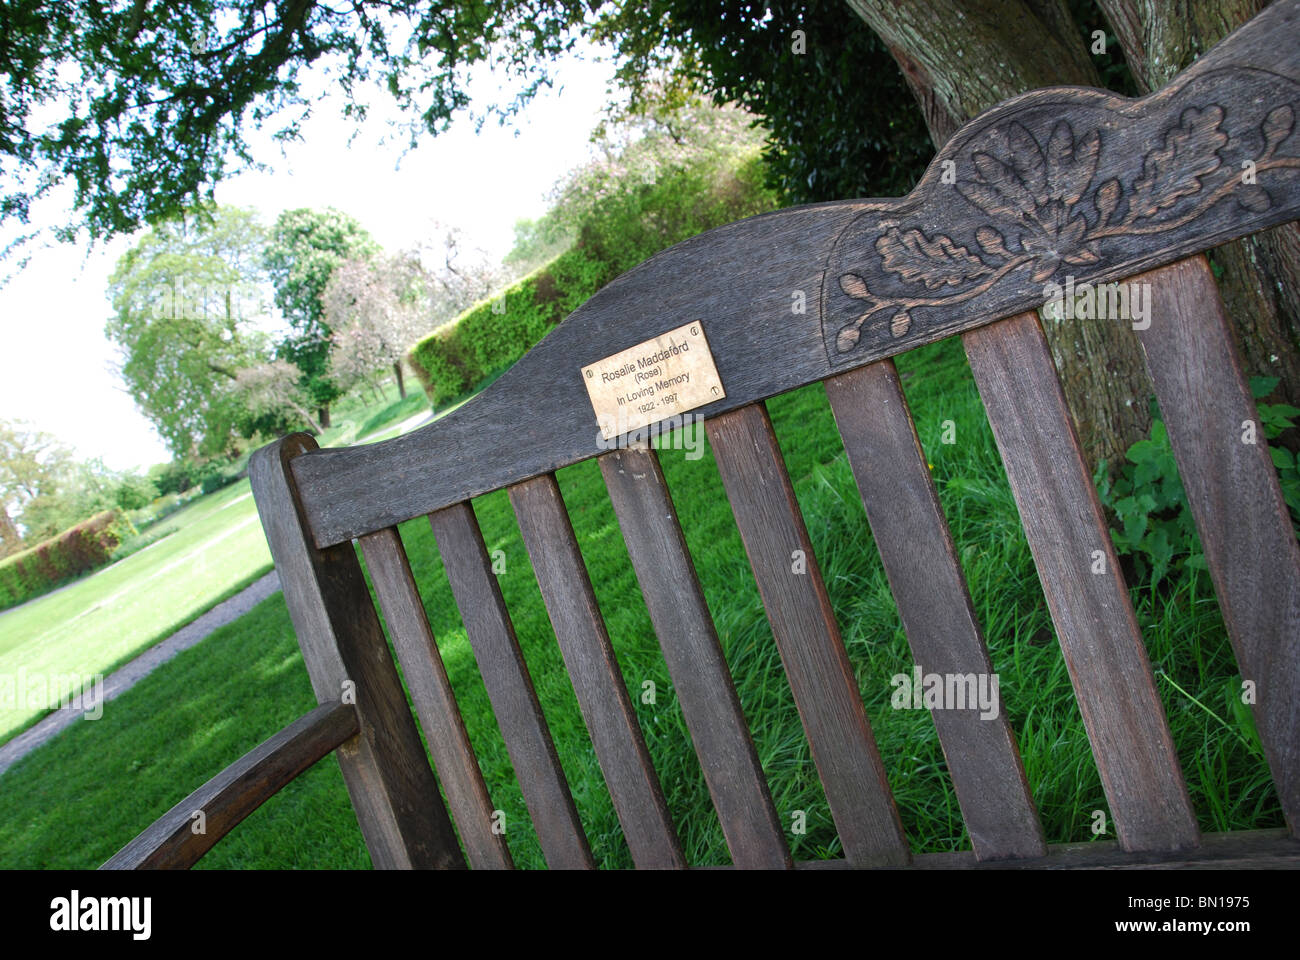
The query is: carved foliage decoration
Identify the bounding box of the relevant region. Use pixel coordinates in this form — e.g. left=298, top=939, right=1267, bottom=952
left=822, top=70, right=1300, bottom=361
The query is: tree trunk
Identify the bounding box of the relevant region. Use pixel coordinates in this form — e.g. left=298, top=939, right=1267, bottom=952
left=845, top=0, right=1157, bottom=471
left=292, top=403, right=324, bottom=435
left=1098, top=0, right=1300, bottom=448
left=318, top=405, right=331, bottom=430
left=394, top=361, right=406, bottom=399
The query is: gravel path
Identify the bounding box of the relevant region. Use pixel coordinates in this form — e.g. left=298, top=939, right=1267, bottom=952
left=0, top=570, right=281, bottom=777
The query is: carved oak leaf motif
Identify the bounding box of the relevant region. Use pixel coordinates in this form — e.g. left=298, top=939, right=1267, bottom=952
left=827, top=90, right=1295, bottom=357
left=957, top=120, right=1101, bottom=281
left=840, top=273, right=869, bottom=299
left=875, top=226, right=992, bottom=289
left=1128, top=106, right=1226, bottom=219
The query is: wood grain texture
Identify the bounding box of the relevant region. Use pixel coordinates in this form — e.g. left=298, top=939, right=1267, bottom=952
left=598, top=444, right=792, bottom=869
left=359, top=527, right=513, bottom=869
left=248, top=434, right=464, bottom=869
left=1132, top=255, right=1300, bottom=836
left=103, top=701, right=358, bottom=869
left=824, top=360, right=1045, bottom=861
left=705, top=403, right=910, bottom=867
left=427, top=501, right=594, bottom=869
left=291, top=2, right=1300, bottom=548
left=963, top=314, right=1199, bottom=852
left=508, top=474, right=686, bottom=869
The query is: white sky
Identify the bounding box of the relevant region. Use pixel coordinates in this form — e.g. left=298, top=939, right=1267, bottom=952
left=0, top=45, right=619, bottom=471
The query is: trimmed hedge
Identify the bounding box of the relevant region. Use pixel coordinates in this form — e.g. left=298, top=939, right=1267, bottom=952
left=408, top=148, right=778, bottom=407
left=0, top=510, right=136, bottom=611
left=408, top=246, right=611, bottom=407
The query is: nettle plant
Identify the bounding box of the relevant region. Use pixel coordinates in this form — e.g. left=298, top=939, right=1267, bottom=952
left=1095, top=376, right=1300, bottom=589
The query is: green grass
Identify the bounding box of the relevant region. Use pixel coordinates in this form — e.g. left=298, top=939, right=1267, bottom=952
left=0, top=339, right=1281, bottom=868
left=0, top=480, right=271, bottom=744
left=355, top=389, right=428, bottom=440
left=0, top=379, right=433, bottom=747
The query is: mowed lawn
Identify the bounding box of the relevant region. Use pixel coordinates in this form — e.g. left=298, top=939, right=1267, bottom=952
left=0, top=386, right=431, bottom=746
left=0, top=339, right=1283, bottom=868
left=0, top=480, right=270, bottom=743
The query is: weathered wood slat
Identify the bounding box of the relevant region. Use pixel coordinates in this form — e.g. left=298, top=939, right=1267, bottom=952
left=103, top=701, right=358, bottom=870
left=427, top=501, right=594, bottom=869
left=705, top=403, right=910, bottom=867
left=291, top=1, right=1300, bottom=548
left=824, top=360, right=1046, bottom=860
left=1132, top=255, right=1300, bottom=835
left=598, top=443, right=792, bottom=869
left=358, top=527, right=513, bottom=869
left=248, top=433, right=465, bottom=869
left=508, top=474, right=686, bottom=869
left=963, top=313, right=1200, bottom=852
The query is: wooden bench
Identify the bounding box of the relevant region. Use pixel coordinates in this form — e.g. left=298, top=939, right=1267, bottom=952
left=105, top=1, right=1300, bottom=870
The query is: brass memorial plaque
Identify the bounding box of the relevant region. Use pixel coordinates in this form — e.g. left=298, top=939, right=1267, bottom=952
left=581, top=321, right=726, bottom=440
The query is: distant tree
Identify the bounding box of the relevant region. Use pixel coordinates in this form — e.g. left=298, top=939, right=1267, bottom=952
left=529, top=99, right=778, bottom=276
left=0, top=510, right=18, bottom=558
left=413, top=221, right=506, bottom=320
left=0, top=419, right=72, bottom=552
left=503, top=216, right=571, bottom=275
left=112, top=473, right=158, bottom=511
left=236, top=359, right=324, bottom=436
left=18, top=457, right=123, bottom=541
left=324, top=254, right=430, bottom=400
left=546, top=98, right=769, bottom=228
left=106, top=206, right=271, bottom=459
left=263, top=208, right=380, bottom=427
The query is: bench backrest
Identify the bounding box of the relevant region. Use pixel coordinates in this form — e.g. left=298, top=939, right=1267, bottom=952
left=107, top=0, right=1300, bottom=870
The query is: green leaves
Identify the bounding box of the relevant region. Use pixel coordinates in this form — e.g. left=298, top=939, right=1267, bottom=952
left=1250, top=374, right=1280, bottom=399
left=104, top=206, right=271, bottom=458
left=1252, top=376, right=1300, bottom=529
left=1097, top=384, right=1300, bottom=589
left=1, top=0, right=592, bottom=258
left=263, top=207, right=380, bottom=411
left=1260, top=403, right=1300, bottom=438
left=1097, top=414, right=1199, bottom=590
left=597, top=0, right=931, bottom=205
